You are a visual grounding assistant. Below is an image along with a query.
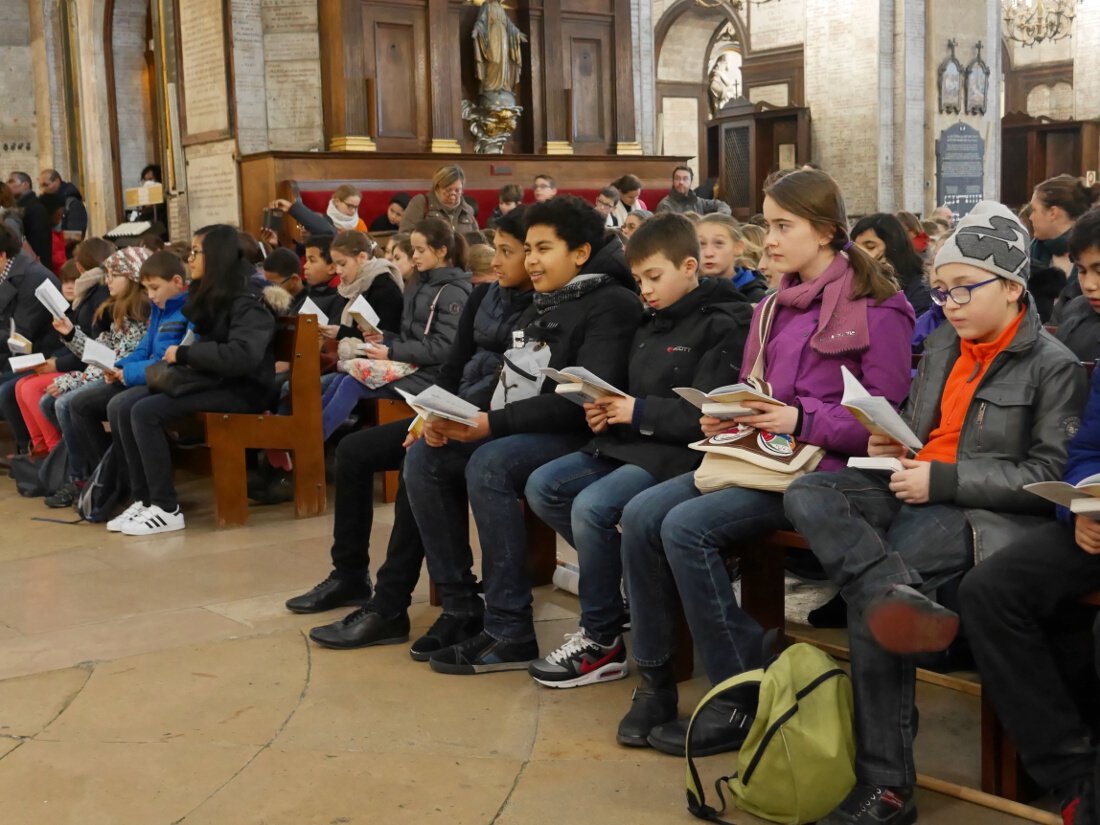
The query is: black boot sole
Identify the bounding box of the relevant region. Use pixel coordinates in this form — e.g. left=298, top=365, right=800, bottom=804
left=308, top=631, right=410, bottom=650
left=285, top=593, right=373, bottom=615
left=615, top=731, right=652, bottom=748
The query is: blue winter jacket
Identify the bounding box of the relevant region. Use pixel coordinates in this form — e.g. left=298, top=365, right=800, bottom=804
left=1059, top=367, right=1100, bottom=524
left=115, top=293, right=189, bottom=386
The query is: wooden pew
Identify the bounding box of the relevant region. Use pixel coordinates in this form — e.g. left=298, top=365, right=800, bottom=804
left=203, top=315, right=326, bottom=527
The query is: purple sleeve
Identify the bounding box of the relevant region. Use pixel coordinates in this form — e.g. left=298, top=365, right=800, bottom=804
left=798, top=303, right=915, bottom=456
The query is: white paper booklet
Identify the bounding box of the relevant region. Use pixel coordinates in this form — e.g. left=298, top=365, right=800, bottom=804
left=9, top=353, right=45, bottom=372
left=297, top=297, right=329, bottom=326
left=7, top=320, right=30, bottom=355
left=847, top=456, right=905, bottom=474
left=347, top=295, right=382, bottom=336
left=1025, top=473, right=1100, bottom=513
left=396, top=386, right=481, bottom=427
left=674, top=383, right=784, bottom=419
left=840, top=366, right=923, bottom=453
left=34, top=279, right=70, bottom=320
left=81, top=338, right=117, bottom=371
left=540, top=367, right=627, bottom=405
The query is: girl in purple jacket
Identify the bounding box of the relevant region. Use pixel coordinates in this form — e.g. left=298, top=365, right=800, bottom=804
left=615, top=169, right=915, bottom=757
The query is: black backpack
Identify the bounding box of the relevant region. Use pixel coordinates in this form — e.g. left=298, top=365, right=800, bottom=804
left=10, top=443, right=70, bottom=498
left=77, top=446, right=126, bottom=522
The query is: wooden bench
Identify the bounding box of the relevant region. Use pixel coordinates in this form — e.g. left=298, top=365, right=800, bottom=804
left=202, top=315, right=326, bottom=527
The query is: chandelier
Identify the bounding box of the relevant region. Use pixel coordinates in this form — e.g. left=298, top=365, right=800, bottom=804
left=1002, top=0, right=1077, bottom=46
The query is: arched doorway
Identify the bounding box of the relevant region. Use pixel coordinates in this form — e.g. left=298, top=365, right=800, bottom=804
left=105, top=0, right=160, bottom=222
left=654, top=0, right=746, bottom=178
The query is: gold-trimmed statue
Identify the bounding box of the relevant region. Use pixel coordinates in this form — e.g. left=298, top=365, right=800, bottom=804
left=463, top=0, right=527, bottom=153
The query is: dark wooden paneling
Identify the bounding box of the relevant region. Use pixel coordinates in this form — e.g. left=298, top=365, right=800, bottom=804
left=612, top=0, right=636, bottom=145
left=360, top=2, right=429, bottom=151
left=561, top=0, right=613, bottom=13
left=564, top=21, right=612, bottom=150
left=1003, top=60, right=1073, bottom=116
left=740, top=45, right=805, bottom=107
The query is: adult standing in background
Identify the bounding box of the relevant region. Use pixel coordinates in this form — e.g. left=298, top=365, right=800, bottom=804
left=38, top=169, right=88, bottom=240
left=655, top=166, right=730, bottom=216
left=6, top=172, right=51, bottom=265
left=400, top=165, right=480, bottom=235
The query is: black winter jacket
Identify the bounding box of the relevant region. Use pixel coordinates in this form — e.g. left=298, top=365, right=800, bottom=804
left=1054, top=295, right=1100, bottom=362
left=487, top=277, right=644, bottom=437
left=16, top=192, right=52, bottom=267
left=175, top=292, right=276, bottom=406
left=437, top=282, right=535, bottom=410
left=583, top=277, right=753, bottom=480
left=0, top=251, right=62, bottom=370
left=53, top=280, right=110, bottom=372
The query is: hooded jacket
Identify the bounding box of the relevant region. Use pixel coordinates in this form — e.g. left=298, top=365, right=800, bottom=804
left=1054, top=295, right=1100, bottom=362
left=903, top=300, right=1087, bottom=562
left=0, top=250, right=62, bottom=370
left=486, top=276, right=643, bottom=438
left=115, top=292, right=189, bottom=386
left=57, top=181, right=88, bottom=235
left=381, top=265, right=472, bottom=394
left=583, top=231, right=637, bottom=291
left=399, top=189, right=480, bottom=236
left=583, top=277, right=754, bottom=481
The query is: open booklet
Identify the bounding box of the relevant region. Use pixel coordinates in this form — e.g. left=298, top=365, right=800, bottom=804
left=347, top=295, right=382, bottom=336
left=540, top=367, right=627, bottom=406
left=396, top=386, right=481, bottom=436
left=674, top=383, right=784, bottom=419
left=1025, top=474, right=1100, bottom=515
left=7, top=320, right=30, bottom=355
left=34, top=279, right=70, bottom=321
left=841, top=366, right=923, bottom=458
left=9, top=353, right=45, bottom=372
left=297, top=297, right=329, bottom=326
left=81, top=338, right=117, bottom=372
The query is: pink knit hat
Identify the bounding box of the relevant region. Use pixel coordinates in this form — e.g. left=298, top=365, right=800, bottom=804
left=103, top=246, right=153, bottom=283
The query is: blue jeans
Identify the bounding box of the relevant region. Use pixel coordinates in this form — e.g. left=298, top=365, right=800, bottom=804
left=404, top=431, right=586, bottom=642
left=321, top=373, right=396, bottom=439
left=59, top=380, right=121, bottom=479
left=525, top=452, right=658, bottom=641
left=784, top=468, right=972, bottom=788
left=620, top=472, right=790, bottom=684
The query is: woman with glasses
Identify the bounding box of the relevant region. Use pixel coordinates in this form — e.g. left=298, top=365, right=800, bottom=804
left=784, top=201, right=1087, bottom=825
left=399, top=165, right=479, bottom=236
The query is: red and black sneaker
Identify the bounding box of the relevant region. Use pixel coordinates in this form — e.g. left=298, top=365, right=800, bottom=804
left=528, top=630, right=628, bottom=689
left=819, top=783, right=916, bottom=825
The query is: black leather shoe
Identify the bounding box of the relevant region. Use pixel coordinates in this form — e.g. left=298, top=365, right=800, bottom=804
left=285, top=574, right=372, bottom=614
left=409, top=612, right=484, bottom=662
left=808, top=591, right=849, bottom=628
left=819, top=783, right=916, bottom=825
left=867, top=584, right=959, bottom=655
left=647, top=695, right=755, bottom=757
left=309, top=608, right=410, bottom=649
left=616, top=664, right=678, bottom=747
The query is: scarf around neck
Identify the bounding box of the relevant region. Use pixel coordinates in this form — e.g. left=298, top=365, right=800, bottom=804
left=533, top=273, right=612, bottom=314
left=337, top=258, right=404, bottom=325
left=327, top=200, right=360, bottom=231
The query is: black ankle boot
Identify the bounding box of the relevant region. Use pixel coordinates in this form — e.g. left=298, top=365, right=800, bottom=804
left=647, top=694, right=756, bottom=757
left=616, top=664, right=678, bottom=747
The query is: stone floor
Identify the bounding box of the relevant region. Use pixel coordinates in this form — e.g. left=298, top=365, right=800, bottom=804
left=0, top=474, right=1052, bottom=824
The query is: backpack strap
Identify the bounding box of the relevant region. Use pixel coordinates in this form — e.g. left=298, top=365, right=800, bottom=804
left=685, top=668, right=764, bottom=823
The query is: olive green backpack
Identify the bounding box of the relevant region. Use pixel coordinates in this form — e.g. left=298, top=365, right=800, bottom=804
left=685, top=643, right=857, bottom=825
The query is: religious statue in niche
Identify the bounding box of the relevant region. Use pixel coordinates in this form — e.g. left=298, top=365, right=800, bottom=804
left=708, top=51, right=741, bottom=117
left=965, top=41, right=990, bottom=116
left=938, top=39, right=963, bottom=115
left=462, top=0, right=528, bottom=153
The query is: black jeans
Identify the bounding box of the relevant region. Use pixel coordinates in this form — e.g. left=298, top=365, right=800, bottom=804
left=330, top=419, right=442, bottom=615
left=785, top=469, right=974, bottom=788
left=107, top=386, right=257, bottom=510
left=959, top=521, right=1100, bottom=794
left=65, top=380, right=125, bottom=478
left=0, top=371, right=30, bottom=451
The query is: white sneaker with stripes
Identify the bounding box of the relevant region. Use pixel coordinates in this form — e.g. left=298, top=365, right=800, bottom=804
left=121, top=504, right=185, bottom=536
left=107, top=501, right=147, bottom=533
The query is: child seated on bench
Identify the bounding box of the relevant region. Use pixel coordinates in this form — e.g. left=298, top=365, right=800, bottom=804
left=105, top=224, right=276, bottom=536
left=403, top=195, right=642, bottom=673
left=319, top=220, right=471, bottom=439
left=1053, top=208, right=1100, bottom=362
left=288, top=207, right=537, bottom=652
left=523, top=213, right=754, bottom=689
left=616, top=169, right=914, bottom=759
left=784, top=201, right=1088, bottom=825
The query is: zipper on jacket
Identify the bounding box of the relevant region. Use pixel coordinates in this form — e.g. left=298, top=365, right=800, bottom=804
left=975, top=402, right=987, bottom=450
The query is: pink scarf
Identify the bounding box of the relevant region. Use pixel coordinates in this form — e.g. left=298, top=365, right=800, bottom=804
left=742, top=253, right=869, bottom=369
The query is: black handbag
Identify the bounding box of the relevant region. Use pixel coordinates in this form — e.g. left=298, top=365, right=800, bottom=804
left=144, top=361, right=221, bottom=398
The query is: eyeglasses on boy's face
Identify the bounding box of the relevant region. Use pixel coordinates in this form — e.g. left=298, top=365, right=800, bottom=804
left=929, top=276, right=1001, bottom=307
